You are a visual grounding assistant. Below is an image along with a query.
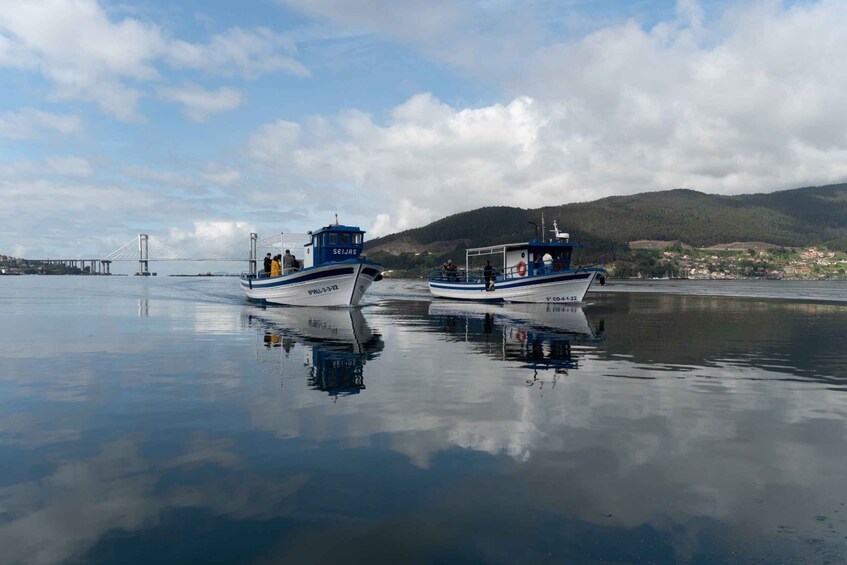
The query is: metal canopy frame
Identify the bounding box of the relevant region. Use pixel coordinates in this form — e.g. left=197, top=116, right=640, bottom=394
left=463, top=240, right=585, bottom=273
left=464, top=242, right=530, bottom=272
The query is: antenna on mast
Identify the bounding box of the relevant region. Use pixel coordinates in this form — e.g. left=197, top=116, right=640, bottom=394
left=334, top=213, right=339, bottom=226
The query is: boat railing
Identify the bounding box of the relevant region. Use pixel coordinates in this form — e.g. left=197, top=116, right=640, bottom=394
left=242, top=268, right=308, bottom=280
left=429, top=265, right=539, bottom=283
left=242, top=271, right=273, bottom=279
left=429, top=268, right=485, bottom=283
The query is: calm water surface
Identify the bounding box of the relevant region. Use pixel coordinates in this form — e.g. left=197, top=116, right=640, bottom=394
left=1, top=276, right=846, bottom=564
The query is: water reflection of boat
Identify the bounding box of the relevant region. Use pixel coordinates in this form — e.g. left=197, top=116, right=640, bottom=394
left=245, top=307, right=383, bottom=397
left=427, top=302, right=604, bottom=373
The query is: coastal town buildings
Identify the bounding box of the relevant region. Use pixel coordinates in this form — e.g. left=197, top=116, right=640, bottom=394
left=612, top=245, right=847, bottom=280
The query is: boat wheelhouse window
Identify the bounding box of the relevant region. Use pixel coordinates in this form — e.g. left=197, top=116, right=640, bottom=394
left=340, top=233, right=351, bottom=245
left=326, top=233, right=338, bottom=245
left=353, top=233, right=362, bottom=245
left=313, top=235, right=319, bottom=247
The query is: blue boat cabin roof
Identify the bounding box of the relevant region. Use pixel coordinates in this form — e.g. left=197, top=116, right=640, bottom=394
left=524, top=239, right=586, bottom=251
left=312, top=224, right=363, bottom=236
left=466, top=239, right=584, bottom=258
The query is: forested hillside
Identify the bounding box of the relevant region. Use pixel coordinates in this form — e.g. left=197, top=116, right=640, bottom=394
left=366, top=184, right=847, bottom=274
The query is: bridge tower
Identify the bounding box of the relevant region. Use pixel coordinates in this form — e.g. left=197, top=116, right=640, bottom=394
left=137, top=234, right=150, bottom=276
left=249, top=233, right=258, bottom=275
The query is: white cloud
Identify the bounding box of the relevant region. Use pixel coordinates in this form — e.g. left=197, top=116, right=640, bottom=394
left=245, top=1, right=847, bottom=236
left=157, top=82, right=245, bottom=122
left=121, top=164, right=197, bottom=189
left=120, top=163, right=243, bottom=194
left=0, top=178, right=162, bottom=215
left=369, top=213, right=391, bottom=238
left=4, top=0, right=847, bottom=254
left=245, top=94, right=548, bottom=236
left=0, top=0, right=165, bottom=121
left=167, top=220, right=255, bottom=255
left=279, top=0, right=540, bottom=76
left=201, top=164, right=241, bottom=186
left=0, top=176, right=200, bottom=258
left=246, top=119, right=302, bottom=161
left=44, top=156, right=93, bottom=177
left=0, top=1, right=308, bottom=121
left=168, top=27, right=309, bottom=79
left=280, top=0, right=465, bottom=43
left=0, top=108, right=82, bottom=139
left=0, top=156, right=93, bottom=178
left=0, top=165, right=257, bottom=259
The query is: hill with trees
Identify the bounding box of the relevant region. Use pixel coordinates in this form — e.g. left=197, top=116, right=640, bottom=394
left=365, top=183, right=847, bottom=275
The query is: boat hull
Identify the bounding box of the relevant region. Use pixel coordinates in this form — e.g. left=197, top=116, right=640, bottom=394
left=429, top=269, right=602, bottom=303
left=240, top=261, right=383, bottom=307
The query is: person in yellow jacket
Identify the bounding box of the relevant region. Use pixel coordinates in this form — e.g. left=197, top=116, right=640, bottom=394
left=270, top=254, right=282, bottom=277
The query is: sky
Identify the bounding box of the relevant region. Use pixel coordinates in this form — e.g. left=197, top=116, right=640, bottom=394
left=2, top=0, right=847, bottom=269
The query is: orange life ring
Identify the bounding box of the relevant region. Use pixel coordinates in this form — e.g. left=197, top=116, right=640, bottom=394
left=516, top=260, right=527, bottom=276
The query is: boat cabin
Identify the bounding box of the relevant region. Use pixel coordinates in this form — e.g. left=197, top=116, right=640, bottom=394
left=463, top=239, right=585, bottom=279
left=303, top=224, right=365, bottom=269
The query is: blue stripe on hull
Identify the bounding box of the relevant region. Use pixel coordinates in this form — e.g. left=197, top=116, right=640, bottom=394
left=429, top=271, right=591, bottom=291
left=242, top=266, right=354, bottom=289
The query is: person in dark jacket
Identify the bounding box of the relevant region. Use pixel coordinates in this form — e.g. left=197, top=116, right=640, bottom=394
left=442, top=259, right=458, bottom=281
left=483, top=260, right=495, bottom=291
left=263, top=253, right=272, bottom=277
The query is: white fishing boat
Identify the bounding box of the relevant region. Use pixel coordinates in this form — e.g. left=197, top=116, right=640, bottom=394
left=428, top=221, right=606, bottom=303
left=240, top=222, right=383, bottom=307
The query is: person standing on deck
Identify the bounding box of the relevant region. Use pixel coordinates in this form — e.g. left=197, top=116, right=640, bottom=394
left=263, top=253, right=272, bottom=277
left=282, top=249, right=294, bottom=274
left=271, top=255, right=282, bottom=277
left=484, top=260, right=495, bottom=291
left=443, top=259, right=458, bottom=281
left=542, top=251, right=553, bottom=272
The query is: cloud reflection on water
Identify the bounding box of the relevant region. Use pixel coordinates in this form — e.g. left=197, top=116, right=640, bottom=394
left=0, top=278, right=846, bottom=562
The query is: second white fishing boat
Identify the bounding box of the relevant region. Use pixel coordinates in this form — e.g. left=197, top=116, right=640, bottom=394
left=428, top=221, right=605, bottom=303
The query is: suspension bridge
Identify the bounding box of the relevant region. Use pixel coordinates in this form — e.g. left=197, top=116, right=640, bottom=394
left=37, top=233, right=308, bottom=275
